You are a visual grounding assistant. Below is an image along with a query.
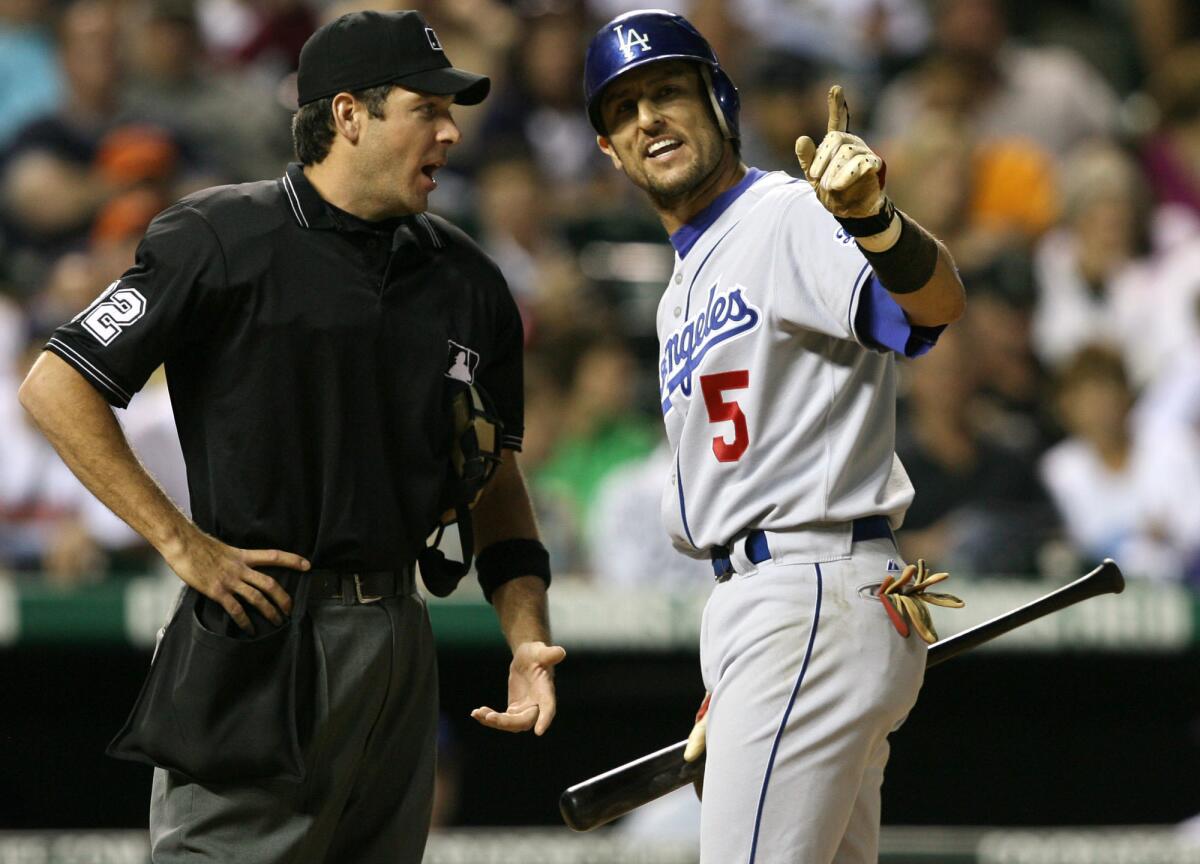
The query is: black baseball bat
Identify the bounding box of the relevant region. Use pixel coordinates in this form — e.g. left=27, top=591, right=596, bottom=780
left=560, top=559, right=1124, bottom=832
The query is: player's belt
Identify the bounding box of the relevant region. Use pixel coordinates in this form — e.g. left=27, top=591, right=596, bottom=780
left=306, top=568, right=417, bottom=605
left=710, top=515, right=893, bottom=580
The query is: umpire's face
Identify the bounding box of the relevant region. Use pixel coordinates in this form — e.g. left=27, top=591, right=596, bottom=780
left=353, top=85, right=461, bottom=216
left=596, top=61, right=727, bottom=208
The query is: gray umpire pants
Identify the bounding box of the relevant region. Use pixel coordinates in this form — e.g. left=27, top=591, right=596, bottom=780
left=148, top=587, right=438, bottom=864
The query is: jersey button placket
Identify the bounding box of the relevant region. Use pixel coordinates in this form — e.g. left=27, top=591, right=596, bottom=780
left=375, top=239, right=394, bottom=297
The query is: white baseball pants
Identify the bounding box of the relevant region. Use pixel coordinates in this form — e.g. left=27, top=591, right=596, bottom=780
left=698, top=536, right=926, bottom=863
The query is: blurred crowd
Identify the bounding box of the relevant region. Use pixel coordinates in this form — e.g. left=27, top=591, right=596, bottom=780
left=2, top=0, right=1200, bottom=588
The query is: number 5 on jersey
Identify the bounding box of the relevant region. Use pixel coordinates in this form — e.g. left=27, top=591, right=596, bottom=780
left=700, top=370, right=749, bottom=462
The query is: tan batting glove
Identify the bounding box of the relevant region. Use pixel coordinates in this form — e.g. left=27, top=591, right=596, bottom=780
left=685, top=691, right=710, bottom=801
left=794, top=86, right=887, bottom=221
left=684, top=691, right=710, bottom=762
left=879, top=559, right=965, bottom=643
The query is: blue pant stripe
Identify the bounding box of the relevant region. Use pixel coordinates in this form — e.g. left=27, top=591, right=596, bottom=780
left=746, top=563, right=823, bottom=864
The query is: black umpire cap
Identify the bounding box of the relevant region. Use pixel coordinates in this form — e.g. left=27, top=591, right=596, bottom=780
left=297, top=10, right=490, bottom=107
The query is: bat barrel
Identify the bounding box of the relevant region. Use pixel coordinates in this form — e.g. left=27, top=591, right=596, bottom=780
left=560, top=741, right=695, bottom=831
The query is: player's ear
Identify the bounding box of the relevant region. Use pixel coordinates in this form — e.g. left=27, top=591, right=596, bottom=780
left=597, top=135, right=623, bottom=170
left=331, top=92, right=362, bottom=145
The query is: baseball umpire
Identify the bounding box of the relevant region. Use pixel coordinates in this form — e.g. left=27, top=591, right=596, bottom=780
left=584, top=10, right=965, bottom=864
left=18, top=10, right=564, bottom=863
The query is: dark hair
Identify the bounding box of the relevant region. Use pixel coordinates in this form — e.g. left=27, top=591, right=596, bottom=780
left=292, top=83, right=393, bottom=165
left=1056, top=344, right=1130, bottom=397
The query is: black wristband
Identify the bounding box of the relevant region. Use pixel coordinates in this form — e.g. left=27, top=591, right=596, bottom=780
left=834, top=196, right=895, bottom=238
left=476, top=538, right=551, bottom=604
left=857, top=211, right=939, bottom=295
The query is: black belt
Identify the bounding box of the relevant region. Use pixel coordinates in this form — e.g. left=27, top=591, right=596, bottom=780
left=306, top=569, right=416, bottom=605
left=710, top=515, right=894, bottom=581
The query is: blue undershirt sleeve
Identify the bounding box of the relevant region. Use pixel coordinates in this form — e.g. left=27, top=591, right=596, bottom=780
left=853, top=274, right=944, bottom=358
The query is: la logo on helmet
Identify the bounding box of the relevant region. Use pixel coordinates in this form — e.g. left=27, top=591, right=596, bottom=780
left=614, top=24, right=651, bottom=60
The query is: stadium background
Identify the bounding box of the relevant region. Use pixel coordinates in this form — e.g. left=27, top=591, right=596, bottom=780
left=1, top=0, right=1199, bottom=860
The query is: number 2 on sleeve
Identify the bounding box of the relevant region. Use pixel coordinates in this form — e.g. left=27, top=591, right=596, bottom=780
left=699, top=370, right=749, bottom=462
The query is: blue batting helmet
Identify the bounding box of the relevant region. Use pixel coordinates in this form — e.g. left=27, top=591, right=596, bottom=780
left=583, top=9, right=740, bottom=140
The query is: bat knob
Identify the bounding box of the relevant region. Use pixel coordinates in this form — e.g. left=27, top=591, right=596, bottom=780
left=1098, top=559, right=1125, bottom=595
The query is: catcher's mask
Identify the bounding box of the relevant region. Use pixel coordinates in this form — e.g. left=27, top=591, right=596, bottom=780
left=419, top=379, right=504, bottom=597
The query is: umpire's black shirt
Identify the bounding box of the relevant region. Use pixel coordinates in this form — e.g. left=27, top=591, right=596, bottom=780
left=48, top=163, right=524, bottom=570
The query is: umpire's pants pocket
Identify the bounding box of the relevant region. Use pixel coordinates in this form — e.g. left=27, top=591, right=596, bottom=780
left=107, top=584, right=312, bottom=784
left=171, top=598, right=308, bottom=779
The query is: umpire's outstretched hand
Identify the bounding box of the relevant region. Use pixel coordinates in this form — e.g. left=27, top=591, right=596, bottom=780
left=471, top=641, right=567, bottom=736
left=794, top=85, right=887, bottom=219
left=165, top=530, right=309, bottom=633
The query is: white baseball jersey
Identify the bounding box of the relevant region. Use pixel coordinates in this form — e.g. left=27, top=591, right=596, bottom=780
left=657, top=168, right=941, bottom=558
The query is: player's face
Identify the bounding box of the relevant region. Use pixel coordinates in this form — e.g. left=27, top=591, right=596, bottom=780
left=597, top=62, right=727, bottom=208
left=356, top=86, right=460, bottom=216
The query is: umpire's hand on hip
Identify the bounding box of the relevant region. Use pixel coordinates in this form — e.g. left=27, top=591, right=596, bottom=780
left=163, top=528, right=309, bottom=633
left=794, top=85, right=887, bottom=220
left=471, top=640, right=567, bottom=736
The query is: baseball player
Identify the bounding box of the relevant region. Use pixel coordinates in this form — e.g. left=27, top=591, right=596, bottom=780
left=20, top=11, right=564, bottom=863
left=584, top=11, right=965, bottom=863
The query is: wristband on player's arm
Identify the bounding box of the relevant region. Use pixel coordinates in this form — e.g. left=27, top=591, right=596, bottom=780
left=476, top=537, right=551, bottom=604
left=836, top=201, right=939, bottom=295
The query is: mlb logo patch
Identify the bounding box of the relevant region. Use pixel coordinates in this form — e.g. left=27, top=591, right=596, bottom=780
left=425, top=27, right=443, bottom=51
left=445, top=341, right=478, bottom=383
